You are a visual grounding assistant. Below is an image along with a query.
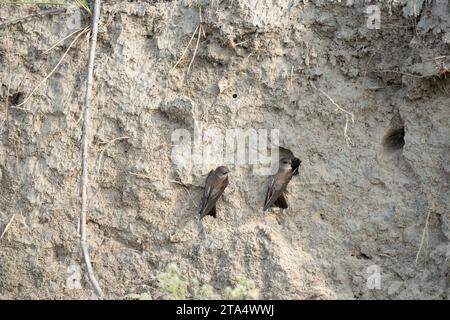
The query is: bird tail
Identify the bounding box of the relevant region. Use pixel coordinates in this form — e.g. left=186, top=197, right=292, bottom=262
left=199, top=205, right=217, bottom=220
left=274, top=193, right=288, bottom=209
left=263, top=193, right=288, bottom=211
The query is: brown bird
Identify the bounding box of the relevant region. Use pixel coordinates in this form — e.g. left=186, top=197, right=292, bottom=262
left=263, top=157, right=299, bottom=211
left=199, top=166, right=230, bottom=220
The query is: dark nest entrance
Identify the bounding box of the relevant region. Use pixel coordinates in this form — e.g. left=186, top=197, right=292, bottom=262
left=383, top=127, right=405, bottom=151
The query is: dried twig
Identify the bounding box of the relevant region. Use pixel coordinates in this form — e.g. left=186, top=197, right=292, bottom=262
left=95, top=136, right=129, bottom=182
left=79, top=0, right=103, bottom=299
left=0, top=214, right=16, bottom=240
left=0, top=8, right=66, bottom=28
left=310, top=82, right=355, bottom=146
left=12, top=27, right=90, bottom=110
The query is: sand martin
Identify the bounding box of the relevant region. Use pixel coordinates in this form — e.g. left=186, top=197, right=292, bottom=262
left=199, top=166, right=230, bottom=220
left=263, top=157, right=300, bottom=211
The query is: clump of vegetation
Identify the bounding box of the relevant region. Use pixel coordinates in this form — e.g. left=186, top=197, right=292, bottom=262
left=157, top=263, right=189, bottom=299
left=157, top=263, right=259, bottom=300
left=123, top=293, right=152, bottom=300
left=190, top=279, right=221, bottom=300
left=224, top=276, right=259, bottom=300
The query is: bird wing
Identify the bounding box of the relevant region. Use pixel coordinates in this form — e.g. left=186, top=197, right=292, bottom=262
left=199, top=170, right=214, bottom=215
left=199, top=175, right=228, bottom=219
left=273, top=192, right=288, bottom=209
left=263, top=171, right=293, bottom=211
left=264, top=175, right=275, bottom=208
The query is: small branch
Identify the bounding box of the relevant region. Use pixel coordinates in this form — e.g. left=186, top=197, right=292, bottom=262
left=0, top=214, right=16, bottom=240
left=310, top=82, right=355, bottom=147
left=0, top=8, right=66, bottom=28
left=95, top=136, right=129, bottom=182
left=80, top=0, right=103, bottom=299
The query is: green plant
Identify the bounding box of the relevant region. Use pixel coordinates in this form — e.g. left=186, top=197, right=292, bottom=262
left=190, top=279, right=221, bottom=300
left=224, top=276, right=259, bottom=300
left=75, top=0, right=91, bottom=14
left=157, top=263, right=188, bottom=299
left=157, top=263, right=260, bottom=300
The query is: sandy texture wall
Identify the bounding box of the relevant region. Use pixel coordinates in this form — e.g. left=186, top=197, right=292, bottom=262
left=0, top=0, right=448, bottom=299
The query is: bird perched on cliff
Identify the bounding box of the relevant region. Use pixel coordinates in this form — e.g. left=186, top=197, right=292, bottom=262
left=199, top=166, right=230, bottom=220
left=263, top=157, right=301, bottom=211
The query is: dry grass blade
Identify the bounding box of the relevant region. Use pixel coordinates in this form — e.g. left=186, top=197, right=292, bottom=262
left=12, top=27, right=90, bottom=110
left=186, top=25, right=202, bottom=75
left=44, top=27, right=86, bottom=54
left=415, top=209, right=431, bottom=264
left=0, top=214, right=16, bottom=240
left=171, top=1, right=204, bottom=74
left=170, top=24, right=200, bottom=72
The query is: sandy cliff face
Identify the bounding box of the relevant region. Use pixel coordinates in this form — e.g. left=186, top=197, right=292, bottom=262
left=0, top=0, right=448, bottom=299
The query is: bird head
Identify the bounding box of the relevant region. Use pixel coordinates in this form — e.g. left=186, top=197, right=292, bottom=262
left=216, top=166, right=230, bottom=177
left=279, top=158, right=292, bottom=170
